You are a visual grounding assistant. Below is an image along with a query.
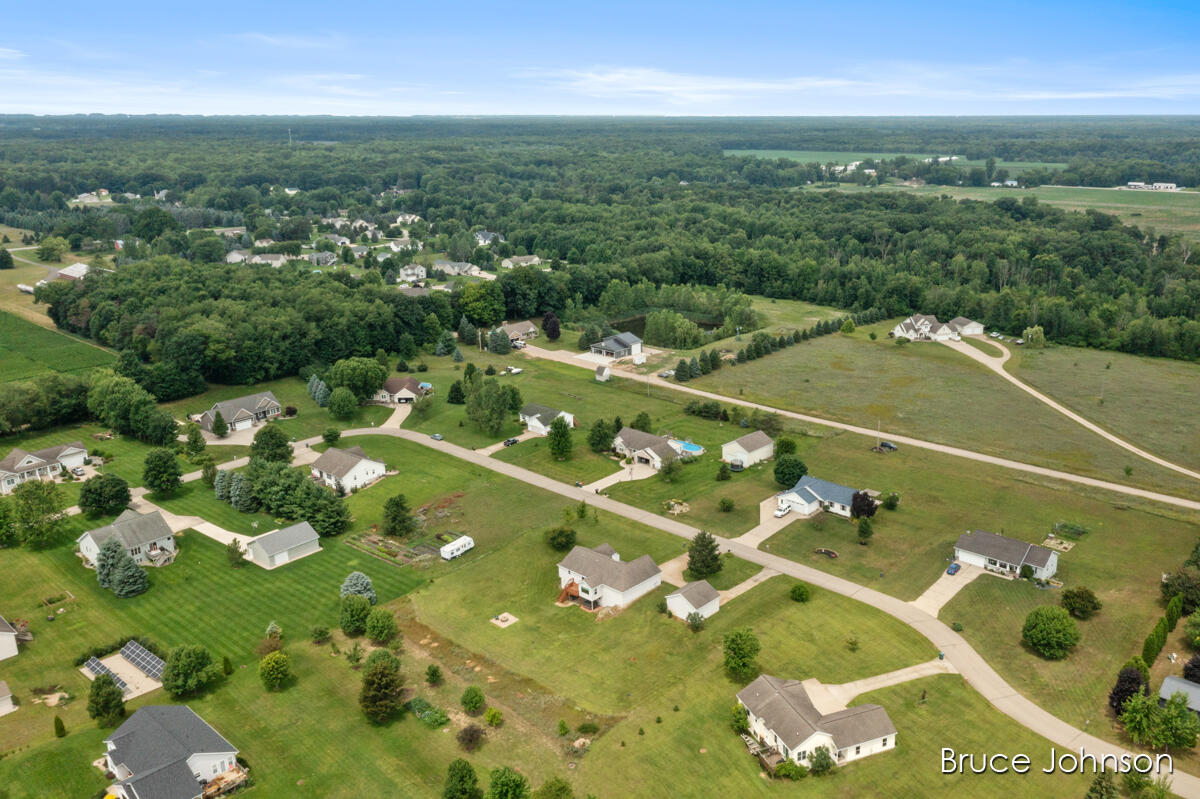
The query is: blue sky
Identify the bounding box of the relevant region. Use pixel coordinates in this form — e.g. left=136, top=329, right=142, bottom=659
left=1, top=0, right=1198, bottom=115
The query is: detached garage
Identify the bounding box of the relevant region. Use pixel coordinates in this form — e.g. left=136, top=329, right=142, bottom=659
left=721, top=430, right=774, bottom=468
left=247, top=522, right=321, bottom=570
left=666, top=580, right=720, bottom=620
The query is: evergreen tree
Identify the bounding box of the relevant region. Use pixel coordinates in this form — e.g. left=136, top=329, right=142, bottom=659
left=443, top=759, right=484, bottom=799
left=452, top=347, right=464, bottom=362
left=675, top=359, right=690, bottom=381
left=211, top=410, right=229, bottom=438
left=435, top=329, right=456, bottom=356
left=708, top=349, right=722, bottom=370
left=698, top=351, right=712, bottom=374
left=110, top=550, right=149, bottom=598
left=488, top=328, right=511, bottom=354
left=306, top=373, right=320, bottom=399
left=250, top=423, right=292, bottom=463
left=547, top=416, right=573, bottom=460
left=341, top=571, right=378, bottom=604
left=213, top=470, right=231, bottom=502
left=687, top=531, right=722, bottom=578
left=586, top=419, right=612, bottom=452
left=54, top=715, right=66, bottom=738
left=184, top=424, right=207, bottom=459
left=360, top=656, right=404, bottom=722
left=689, top=357, right=701, bottom=378
left=312, top=380, right=331, bottom=407
left=1084, top=771, right=1118, bottom=799
left=87, top=673, right=126, bottom=727
left=382, top=494, right=418, bottom=537
left=631, top=411, right=653, bottom=433
left=95, top=537, right=124, bottom=588
left=457, top=316, right=478, bottom=347
left=228, top=472, right=250, bottom=511
left=447, top=380, right=466, bottom=404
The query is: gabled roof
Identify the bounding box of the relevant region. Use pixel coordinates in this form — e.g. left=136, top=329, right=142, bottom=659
left=501, top=320, right=538, bottom=337
left=0, top=615, right=14, bottom=635
left=382, top=376, right=425, bottom=395
left=202, top=392, right=280, bottom=424
left=727, top=430, right=773, bottom=452
left=1160, top=676, right=1200, bottom=711
left=668, top=580, right=719, bottom=608
left=737, top=675, right=896, bottom=751
left=614, top=427, right=676, bottom=461
left=251, top=522, right=318, bottom=557
left=520, top=402, right=561, bottom=425
left=955, top=530, right=1053, bottom=569
left=779, top=475, right=857, bottom=508
left=310, top=446, right=381, bottom=480
left=0, top=441, right=85, bottom=474
left=594, top=332, right=641, bottom=351
left=79, top=509, right=172, bottom=550
left=107, top=706, right=236, bottom=799
left=947, top=316, right=976, bottom=329
left=558, top=544, right=660, bottom=592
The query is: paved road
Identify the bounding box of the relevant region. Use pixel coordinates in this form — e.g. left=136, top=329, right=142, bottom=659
left=522, top=345, right=1200, bottom=512
left=944, top=336, right=1200, bottom=481
left=336, top=424, right=1196, bottom=792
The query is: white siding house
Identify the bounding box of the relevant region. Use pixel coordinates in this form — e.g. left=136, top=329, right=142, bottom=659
left=721, top=431, right=774, bottom=468
left=104, top=706, right=239, bottom=799
left=612, top=427, right=676, bottom=471
left=776, top=476, right=859, bottom=519
left=246, top=522, right=321, bottom=569
left=0, top=441, right=87, bottom=495
left=309, top=447, right=385, bottom=492
left=890, top=314, right=983, bottom=342
left=954, top=530, right=1058, bottom=579
left=666, top=581, right=720, bottom=620
left=77, top=510, right=176, bottom=567
left=0, top=616, right=19, bottom=661
left=590, top=332, right=642, bottom=358
left=556, top=544, right=661, bottom=610
left=519, top=403, right=575, bottom=436
left=738, top=675, right=897, bottom=769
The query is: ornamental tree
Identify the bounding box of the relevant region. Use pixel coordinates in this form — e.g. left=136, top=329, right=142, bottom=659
left=259, top=651, right=291, bottom=691
left=341, top=571, right=377, bottom=604
left=687, top=531, right=722, bottom=578
left=1021, top=605, right=1080, bottom=660
left=87, top=673, right=126, bottom=727
left=79, top=473, right=131, bottom=516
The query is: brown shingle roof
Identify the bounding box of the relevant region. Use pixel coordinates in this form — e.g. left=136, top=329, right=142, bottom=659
left=310, top=446, right=380, bottom=480
left=728, top=430, right=773, bottom=452
left=558, top=545, right=660, bottom=591
left=737, top=675, right=896, bottom=750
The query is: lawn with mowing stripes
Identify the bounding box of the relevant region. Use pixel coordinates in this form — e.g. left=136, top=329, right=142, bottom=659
left=147, top=479, right=279, bottom=534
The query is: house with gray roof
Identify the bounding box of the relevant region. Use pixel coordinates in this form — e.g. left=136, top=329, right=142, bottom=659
left=1159, top=676, right=1200, bottom=717
left=556, top=543, right=661, bottom=610
left=890, top=314, right=982, bottom=342
left=590, top=332, right=642, bottom=359
left=474, top=230, right=504, bottom=246
left=776, top=475, right=861, bottom=519
left=246, top=521, right=320, bottom=570
left=374, top=376, right=431, bottom=404
left=518, top=403, right=575, bottom=436
left=1, top=440, right=87, bottom=495
left=196, top=391, right=281, bottom=433
left=612, top=427, right=677, bottom=471
left=500, top=254, right=542, bottom=269
left=77, top=510, right=175, bottom=567
left=721, top=430, right=775, bottom=468
left=104, top=705, right=239, bottom=799
left=309, top=446, right=385, bottom=492
left=954, top=530, right=1058, bottom=579
left=433, top=260, right=481, bottom=277
left=738, top=675, right=897, bottom=769
left=500, top=320, right=539, bottom=341
left=666, top=580, right=720, bottom=620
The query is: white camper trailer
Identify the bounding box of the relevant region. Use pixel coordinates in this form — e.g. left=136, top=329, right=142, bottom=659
left=440, top=535, right=475, bottom=560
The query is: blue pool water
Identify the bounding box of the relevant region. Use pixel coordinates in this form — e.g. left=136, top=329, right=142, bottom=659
left=671, top=440, right=704, bottom=453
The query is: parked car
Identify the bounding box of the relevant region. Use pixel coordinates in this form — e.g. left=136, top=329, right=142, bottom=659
left=773, top=505, right=791, bottom=518
left=879, top=441, right=898, bottom=452
left=1015, top=338, right=1025, bottom=345
left=658, top=370, right=675, bottom=378
left=502, top=438, right=520, bottom=447
left=946, top=563, right=961, bottom=575
left=71, top=467, right=85, bottom=476
left=511, top=340, right=525, bottom=349
left=430, top=433, right=444, bottom=441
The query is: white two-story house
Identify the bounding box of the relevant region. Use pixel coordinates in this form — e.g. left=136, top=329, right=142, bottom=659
left=556, top=544, right=661, bottom=610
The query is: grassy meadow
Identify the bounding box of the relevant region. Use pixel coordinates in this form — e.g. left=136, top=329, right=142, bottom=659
left=0, top=311, right=114, bottom=382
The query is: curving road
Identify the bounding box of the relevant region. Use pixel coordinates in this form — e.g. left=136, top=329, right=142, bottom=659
left=522, top=345, right=1200, bottom=511
left=943, top=336, right=1200, bottom=481
left=332, top=424, right=1197, bottom=795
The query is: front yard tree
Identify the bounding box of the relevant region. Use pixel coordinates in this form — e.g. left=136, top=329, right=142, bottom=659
left=250, top=423, right=292, bottom=463
left=365, top=607, right=398, bottom=644
left=443, top=758, right=483, bottom=799
left=86, top=673, right=126, bottom=727
left=1120, top=691, right=1160, bottom=746
left=773, top=455, right=807, bottom=488
left=850, top=490, right=877, bottom=519
left=547, top=526, right=576, bottom=551
left=1109, top=667, right=1148, bottom=712
left=326, top=356, right=388, bottom=402
left=360, top=656, right=404, bottom=722
left=586, top=419, right=612, bottom=452
left=674, top=359, right=690, bottom=381
left=1061, top=586, right=1103, bottom=620
left=161, top=645, right=220, bottom=697
left=1021, top=606, right=1080, bottom=660
left=687, top=531, right=722, bottom=578
left=328, top=386, right=357, bottom=420
left=341, top=571, right=378, bottom=604
left=383, top=494, right=419, bottom=537
left=79, top=473, right=130, bottom=516
left=488, top=328, right=511, bottom=355
left=184, top=423, right=207, bottom=459
left=485, top=766, right=530, bottom=799
left=340, top=594, right=371, bottom=636
left=143, top=448, right=182, bottom=495
left=722, top=627, right=761, bottom=679
left=1157, top=691, right=1200, bottom=749
left=226, top=539, right=246, bottom=568
left=461, top=685, right=486, bottom=714
left=95, top=538, right=124, bottom=588
left=809, top=746, right=835, bottom=776
left=857, top=517, right=874, bottom=545
left=12, top=479, right=66, bottom=548
left=211, top=410, right=229, bottom=438
left=542, top=311, right=561, bottom=341
left=447, top=380, right=466, bottom=405
left=547, top=416, right=573, bottom=460
left=110, top=549, right=149, bottom=598
left=258, top=651, right=291, bottom=691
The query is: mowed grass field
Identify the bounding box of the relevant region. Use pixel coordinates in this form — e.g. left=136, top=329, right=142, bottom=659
left=0, top=311, right=114, bottom=382
left=1008, top=343, right=1200, bottom=472
left=689, top=320, right=1200, bottom=501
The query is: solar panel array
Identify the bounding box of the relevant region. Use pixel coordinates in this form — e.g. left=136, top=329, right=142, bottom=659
left=84, top=657, right=128, bottom=693
left=120, top=640, right=165, bottom=680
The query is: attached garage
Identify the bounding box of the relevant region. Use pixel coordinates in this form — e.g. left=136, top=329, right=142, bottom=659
left=246, top=522, right=321, bottom=570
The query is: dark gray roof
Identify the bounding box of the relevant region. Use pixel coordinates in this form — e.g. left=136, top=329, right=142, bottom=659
left=668, top=580, right=719, bottom=608
left=594, top=332, right=641, bottom=351
left=558, top=544, right=660, bottom=591
left=382, top=376, right=424, bottom=395
left=200, top=391, right=280, bottom=427
left=520, top=402, right=561, bottom=425
left=779, top=475, right=857, bottom=508
left=728, top=430, right=773, bottom=452
left=1160, top=676, right=1200, bottom=711
left=106, top=706, right=236, bottom=784
left=80, top=510, right=173, bottom=550
left=121, top=759, right=203, bottom=799
left=955, top=530, right=1053, bottom=569
left=311, top=446, right=379, bottom=480
left=251, top=522, right=318, bottom=557
left=737, top=675, right=896, bottom=750
left=614, top=427, right=675, bottom=462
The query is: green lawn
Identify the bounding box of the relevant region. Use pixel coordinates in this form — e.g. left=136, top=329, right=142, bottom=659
left=684, top=553, right=761, bottom=591
left=1009, top=343, right=1200, bottom=472
left=147, top=479, right=280, bottom=535
left=688, top=321, right=1200, bottom=501
left=0, top=311, right=113, bottom=382
left=161, top=376, right=393, bottom=440
left=489, top=435, right=620, bottom=485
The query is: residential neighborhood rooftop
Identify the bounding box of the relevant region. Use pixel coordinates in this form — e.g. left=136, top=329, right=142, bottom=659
left=250, top=522, right=319, bottom=558
left=728, top=430, right=773, bottom=451
left=955, top=530, right=1053, bottom=569
left=558, top=544, right=660, bottom=592
left=667, top=580, right=719, bottom=607
left=78, top=509, right=173, bottom=551
left=737, top=674, right=896, bottom=751
left=310, top=446, right=379, bottom=481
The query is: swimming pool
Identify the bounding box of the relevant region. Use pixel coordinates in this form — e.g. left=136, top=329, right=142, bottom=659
left=670, top=439, right=705, bottom=455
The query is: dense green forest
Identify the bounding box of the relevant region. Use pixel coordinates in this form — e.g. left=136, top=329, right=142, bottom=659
left=4, top=116, right=1200, bottom=377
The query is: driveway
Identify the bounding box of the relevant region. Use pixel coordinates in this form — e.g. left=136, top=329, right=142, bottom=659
left=801, top=658, right=958, bottom=715
left=733, top=496, right=801, bottom=548
left=658, top=553, right=689, bottom=587
left=944, top=336, right=1200, bottom=481
left=582, top=461, right=657, bottom=492
left=909, top=563, right=986, bottom=617
left=477, top=429, right=538, bottom=456
left=380, top=403, right=412, bottom=430
left=719, top=567, right=778, bottom=602
left=126, top=496, right=253, bottom=548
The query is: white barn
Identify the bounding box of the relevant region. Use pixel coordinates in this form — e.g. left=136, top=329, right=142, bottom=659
left=309, top=446, right=385, bottom=492
left=776, top=476, right=859, bottom=519
left=104, top=706, right=239, bottom=799
left=721, top=431, right=774, bottom=468
left=246, top=522, right=320, bottom=569
left=557, top=543, right=661, bottom=610
left=77, top=510, right=176, bottom=567
left=0, top=616, right=18, bottom=661
left=954, top=530, right=1058, bottom=580
left=518, top=403, right=575, bottom=436
left=666, top=581, right=720, bottom=620
left=738, top=675, right=897, bottom=769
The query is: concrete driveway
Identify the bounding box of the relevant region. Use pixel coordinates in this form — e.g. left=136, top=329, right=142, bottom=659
left=909, top=562, right=985, bottom=617
left=732, top=496, right=801, bottom=548
left=583, top=461, right=657, bottom=492
left=801, top=658, right=958, bottom=715
left=478, top=428, right=538, bottom=456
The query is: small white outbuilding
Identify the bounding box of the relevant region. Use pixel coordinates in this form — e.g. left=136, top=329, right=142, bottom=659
left=440, top=535, right=475, bottom=560
left=721, top=430, right=774, bottom=468
left=666, top=581, right=720, bottom=620
left=246, top=522, right=321, bottom=569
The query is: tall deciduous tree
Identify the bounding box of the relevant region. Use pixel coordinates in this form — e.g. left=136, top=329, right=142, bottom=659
left=86, top=673, right=126, bottom=727
left=586, top=419, right=612, bottom=452
left=547, top=416, right=573, bottom=460
left=161, top=645, right=220, bottom=697
left=12, top=480, right=66, bottom=548
left=328, top=386, right=357, bottom=420
left=326, top=357, right=388, bottom=402
left=250, top=423, right=292, bottom=463
left=443, top=759, right=484, bottom=799
left=78, top=473, right=130, bottom=516
left=143, top=449, right=182, bottom=495
left=773, top=455, right=807, bottom=488
left=485, top=767, right=530, bottom=799
left=722, top=627, right=761, bottom=679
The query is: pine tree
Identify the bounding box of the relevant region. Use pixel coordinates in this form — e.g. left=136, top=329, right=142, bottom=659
left=698, top=351, right=712, bottom=374
left=211, top=410, right=228, bottom=438
left=675, top=359, right=690, bottom=381
left=307, top=373, right=320, bottom=398
left=313, top=380, right=331, bottom=407
left=447, top=380, right=466, bottom=405
left=110, top=551, right=149, bottom=598
left=54, top=715, right=66, bottom=738
left=457, top=315, right=478, bottom=347
left=213, top=470, right=231, bottom=502
left=228, top=472, right=247, bottom=511
left=687, top=531, right=722, bottom=578
left=689, top=357, right=701, bottom=378
left=341, top=571, right=378, bottom=604
left=1084, top=770, right=1119, bottom=799
left=586, top=419, right=613, bottom=453
left=95, top=537, right=124, bottom=589
left=452, top=347, right=464, bottom=362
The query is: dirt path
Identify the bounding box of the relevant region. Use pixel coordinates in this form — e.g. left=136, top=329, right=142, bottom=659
left=944, top=337, right=1200, bottom=481
left=519, top=346, right=1200, bottom=512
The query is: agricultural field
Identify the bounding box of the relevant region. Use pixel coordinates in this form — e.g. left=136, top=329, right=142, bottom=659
left=1007, top=343, right=1200, bottom=472
left=0, top=311, right=114, bottom=382
left=688, top=319, right=1200, bottom=502
left=725, top=149, right=1066, bottom=175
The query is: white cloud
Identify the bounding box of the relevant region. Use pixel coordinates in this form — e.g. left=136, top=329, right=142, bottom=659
left=233, top=32, right=339, bottom=49
left=0, top=47, right=24, bottom=59
left=532, top=66, right=866, bottom=104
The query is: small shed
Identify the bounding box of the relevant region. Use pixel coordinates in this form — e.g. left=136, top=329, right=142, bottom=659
left=721, top=431, right=774, bottom=468
left=440, top=535, right=475, bottom=560
left=246, top=522, right=321, bottom=569
left=666, top=581, right=721, bottom=620
left=595, top=364, right=611, bottom=382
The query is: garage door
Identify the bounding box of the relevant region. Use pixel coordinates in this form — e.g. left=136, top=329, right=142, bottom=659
left=273, top=550, right=290, bottom=567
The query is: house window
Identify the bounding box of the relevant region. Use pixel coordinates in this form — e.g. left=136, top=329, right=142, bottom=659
left=855, top=745, right=861, bottom=755
left=881, top=738, right=888, bottom=747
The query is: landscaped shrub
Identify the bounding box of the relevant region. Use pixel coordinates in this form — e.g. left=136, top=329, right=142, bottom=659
left=789, top=584, right=810, bottom=603
left=425, top=664, right=443, bottom=686
left=460, top=685, right=485, bottom=714
left=340, top=594, right=371, bottom=636
left=577, top=721, right=600, bottom=735
left=686, top=612, right=705, bottom=632
left=485, top=707, right=504, bottom=727
left=409, top=697, right=449, bottom=728
left=258, top=652, right=291, bottom=691
left=456, top=724, right=485, bottom=751
left=717, top=497, right=735, bottom=512
left=54, top=715, right=66, bottom=738
left=546, top=526, right=576, bottom=552
left=774, top=760, right=807, bottom=780
left=1021, top=606, right=1080, bottom=660
left=1061, top=586, right=1103, bottom=619
left=310, top=626, right=331, bottom=644
left=365, top=607, right=398, bottom=644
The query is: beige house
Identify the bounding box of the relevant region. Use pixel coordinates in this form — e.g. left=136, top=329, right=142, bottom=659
left=196, top=392, right=281, bottom=433
left=0, top=441, right=87, bottom=495
left=76, top=510, right=176, bottom=567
